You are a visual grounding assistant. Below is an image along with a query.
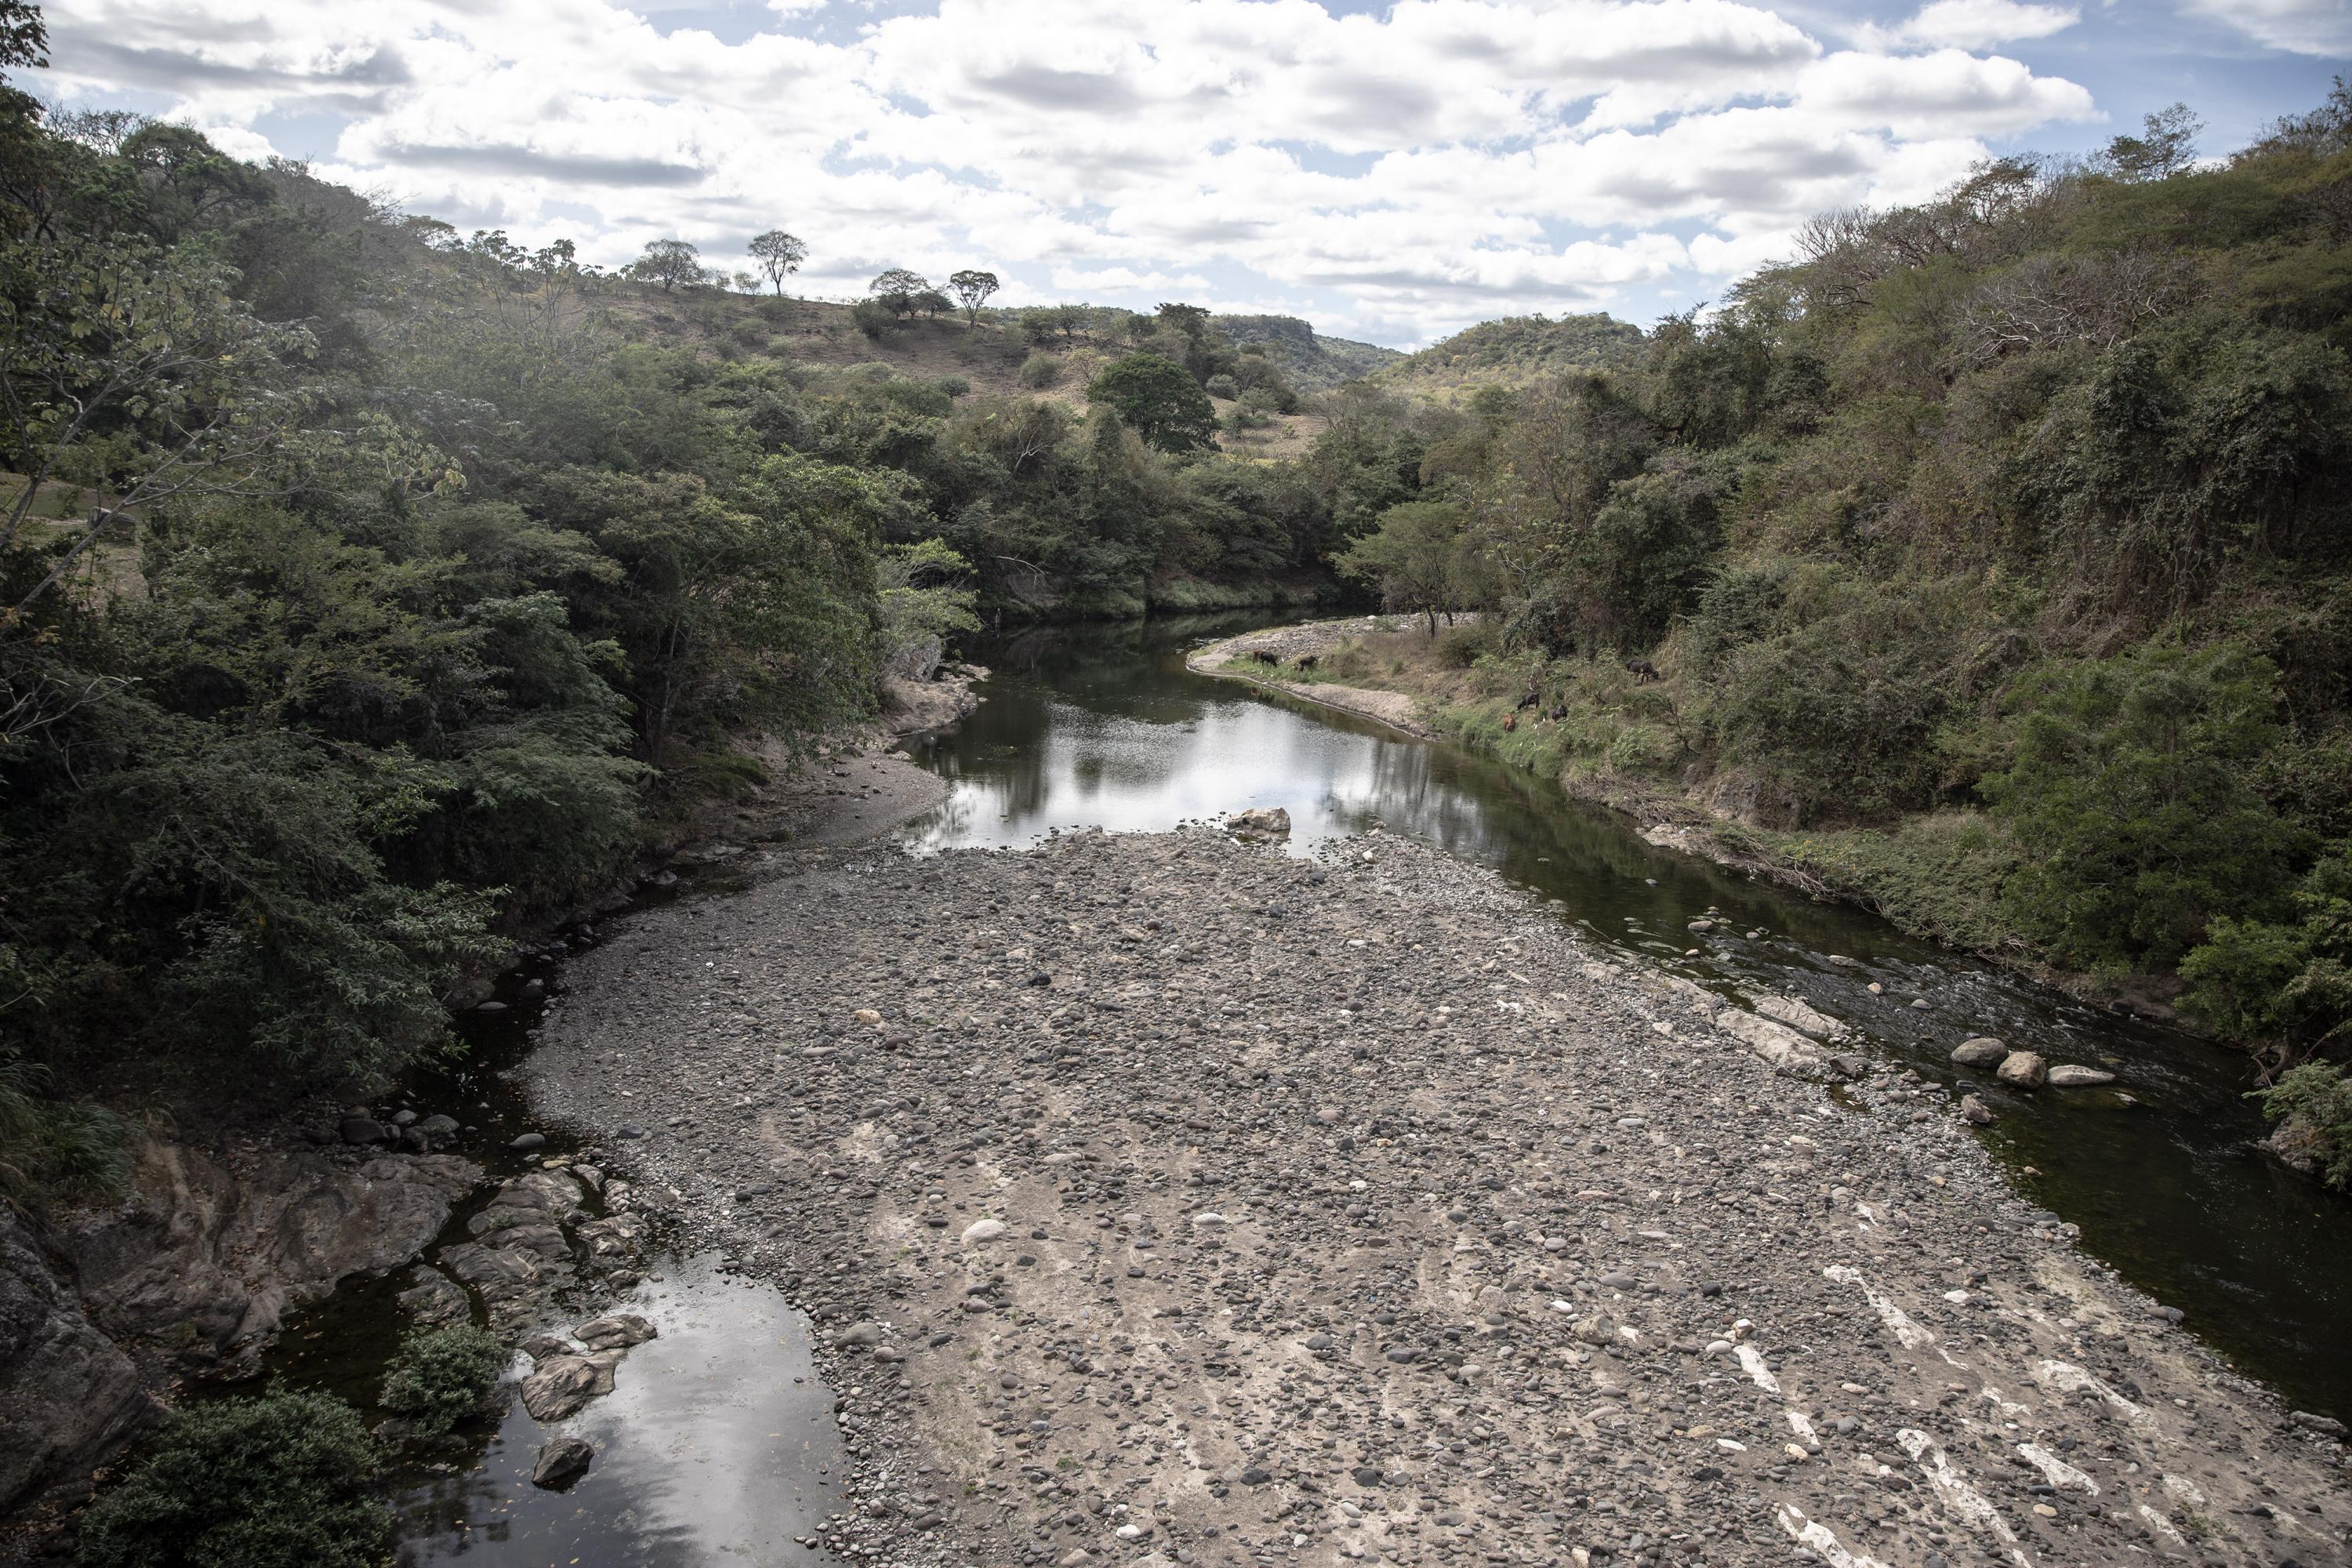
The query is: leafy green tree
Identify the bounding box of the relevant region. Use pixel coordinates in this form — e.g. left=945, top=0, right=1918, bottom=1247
left=947, top=268, right=999, bottom=328
left=77, top=1392, right=388, bottom=1568
left=1983, top=644, right=2307, bottom=971
left=747, top=228, right=805, bottom=294
left=2183, top=840, right=2352, bottom=1048
left=2102, top=103, right=2202, bottom=182
left=627, top=237, right=705, bottom=292
left=1087, top=352, right=1218, bottom=455
left=1333, top=500, right=1474, bottom=636
left=0, top=237, right=312, bottom=619
left=878, top=537, right=981, bottom=678
left=869, top=267, right=927, bottom=318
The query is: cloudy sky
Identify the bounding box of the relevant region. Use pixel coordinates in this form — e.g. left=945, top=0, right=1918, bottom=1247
left=23, top=0, right=2350, bottom=344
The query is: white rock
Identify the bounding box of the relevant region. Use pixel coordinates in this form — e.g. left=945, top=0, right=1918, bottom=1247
left=961, top=1218, right=1008, bottom=1243
left=1755, top=994, right=1847, bottom=1040
left=1715, top=1010, right=1835, bottom=1080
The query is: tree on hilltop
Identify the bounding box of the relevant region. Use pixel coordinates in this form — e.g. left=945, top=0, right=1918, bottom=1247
left=628, top=238, right=705, bottom=292
left=948, top=268, right=1000, bottom=328
left=749, top=229, right=807, bottom=295
left=869, top=267, right=928, bottom=318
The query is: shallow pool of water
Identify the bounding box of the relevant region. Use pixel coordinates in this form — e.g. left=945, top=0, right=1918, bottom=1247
left=393, top=1254, right=845, bottom=1568
left=902, top=612, right=2352, bottom=1420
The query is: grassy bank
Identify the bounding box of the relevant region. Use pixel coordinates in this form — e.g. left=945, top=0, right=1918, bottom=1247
left=1214, top=618, right=2100, bottom=990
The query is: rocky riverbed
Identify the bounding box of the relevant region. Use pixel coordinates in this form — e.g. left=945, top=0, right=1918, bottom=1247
left=528, top=822, right=2352, bottom=1568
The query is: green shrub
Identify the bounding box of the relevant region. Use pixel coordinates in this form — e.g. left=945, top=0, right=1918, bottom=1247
left=1436, top=619, right=1494, bottom=668
left=2249, top=1061, right=2352, bottom=1189
left=2182, top=840, right=2352, bottom=1046
left=934, top=374, right=971, bottom=397
left=77, top=1392, right=388, bottom=1568
left=849, top=299, right=895, bottom=339
left=1984, top=643, right=2307, bottom=971
left=1204, top=372, right=1239, bottom=400
left=379, top=1324, right=506, bottom=1436
left=1016, top=351, right=1062, bottom=389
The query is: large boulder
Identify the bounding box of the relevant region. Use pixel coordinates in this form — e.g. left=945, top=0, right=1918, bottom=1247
left=60, top=1141, right=478, bottom=1370
left=532, top=1435, right=595, bottom=1489
left=0, top=1213, right=155, bottom=1513
left=1995, top=1051, right=2049, bottom=1089
left=2046, top=1064, right=2117, bottom=1088
left=1951, top=1036, right=2009, bottom=1068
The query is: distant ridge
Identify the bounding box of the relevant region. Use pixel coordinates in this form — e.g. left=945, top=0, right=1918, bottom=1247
left=1209, top=313, right=1403, bottom=394
left=1370, top=313, right=1646, bottom=397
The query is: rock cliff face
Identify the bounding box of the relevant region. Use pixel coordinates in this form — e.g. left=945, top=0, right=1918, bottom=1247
left=0, top=1214, right=150, bottom=1519
left=0, top=1136, right=479, bottom=1522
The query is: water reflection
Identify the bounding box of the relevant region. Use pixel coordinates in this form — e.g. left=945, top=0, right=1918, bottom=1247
left=903, top=615, right=2352, bottom=1419
left=395, top=1256, right=844, bottom=1567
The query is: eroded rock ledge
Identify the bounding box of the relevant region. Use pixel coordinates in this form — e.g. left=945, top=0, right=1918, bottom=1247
left=532, top=826, right=2351, bottom=1568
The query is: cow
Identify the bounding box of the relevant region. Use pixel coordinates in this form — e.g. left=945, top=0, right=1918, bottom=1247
left=1625, top=658, right=1661, bottom=682
left=1293, top=654, right=1319, bottom=671
left=1502, top=712, right=1518, bottom=732
left=1249, top=649, right=1280, bottom=666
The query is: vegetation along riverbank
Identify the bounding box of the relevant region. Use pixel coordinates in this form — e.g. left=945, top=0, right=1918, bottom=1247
left=3, top=0, right=2352, bottom=1551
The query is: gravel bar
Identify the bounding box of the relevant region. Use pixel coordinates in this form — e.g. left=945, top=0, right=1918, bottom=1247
left=528, top=825, right=2351, bottom=1568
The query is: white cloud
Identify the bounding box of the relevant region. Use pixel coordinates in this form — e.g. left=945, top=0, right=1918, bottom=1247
left=33, top=0, right=2108, bottom=341
left=2181, top=0, right=2352, bottom=55
left=1858, top=0, right=2080, bottom=50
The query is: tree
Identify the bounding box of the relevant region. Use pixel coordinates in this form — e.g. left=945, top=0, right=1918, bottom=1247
left=947, top=268, right=1000, bottom=328
left=1156, top=302, right=1212, bottom=343
left=628, top=237, right=704, bottom=292
left=1982, top=644, right=2307, bottom=971
left=869, top=267, right=928, bottom=318
left=2102, top=103, right=2202, bottom=182
left=1087, top=352, right=1218, bottom=454
left=912, top=287, right=952, bottom=320
left=1332, top=501, right=1477, bottom=637
left=747, top=228, right=806, bottom=294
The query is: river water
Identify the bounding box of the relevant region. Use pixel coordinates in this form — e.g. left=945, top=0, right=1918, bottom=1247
left=902, top=612, right=2352, bottom=1421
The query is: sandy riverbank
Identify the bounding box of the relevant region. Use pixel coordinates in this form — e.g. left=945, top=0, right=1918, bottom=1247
left=525, top=820, right=2350, bottom=1568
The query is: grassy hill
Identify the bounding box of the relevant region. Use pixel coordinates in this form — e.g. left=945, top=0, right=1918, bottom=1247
left=1368, top=313, right=1647, bottom=397
left=608, top=292, right=1339, bottom=455
left=1208, top=313, right=1403, bottom=393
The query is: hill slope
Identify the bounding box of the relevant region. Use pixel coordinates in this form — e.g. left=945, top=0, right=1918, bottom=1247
left=1208, top=313, right=1403, bottom=392
left=1369, top=312, right=1646, bottom=397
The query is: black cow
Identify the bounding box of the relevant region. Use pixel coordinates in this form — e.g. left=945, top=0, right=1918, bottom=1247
left=1293, top=654, right=1319, bottom=671
left=1625, top=659, right=1661, bottom=682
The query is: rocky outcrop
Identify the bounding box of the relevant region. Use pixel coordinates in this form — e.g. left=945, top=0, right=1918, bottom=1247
left=1, top=1136, right=478, bottom=1526
left=0, top=1214, right=153, bottom=1515
left=60, top=1139, right=477, bottom=1370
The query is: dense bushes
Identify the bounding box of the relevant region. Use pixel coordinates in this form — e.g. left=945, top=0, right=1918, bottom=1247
left=76, top=1392, right=387, bottom=1568
left=1309, top=86, right=2352, bottom=1064
left=379, top=1325, right=506, bottom=1436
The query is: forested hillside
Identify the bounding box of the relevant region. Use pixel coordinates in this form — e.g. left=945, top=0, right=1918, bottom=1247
left=1312, top=93, right=2352, bottom=1126
left=0, top=15, right=1344, bottom=1196
left=1367, top=312, right=1647, bottom=398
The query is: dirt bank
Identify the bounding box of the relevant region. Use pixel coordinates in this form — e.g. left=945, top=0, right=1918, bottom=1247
left=1189, top=620, right=1441, bottom=739
left=528, top=823, right=2350, bottom=1568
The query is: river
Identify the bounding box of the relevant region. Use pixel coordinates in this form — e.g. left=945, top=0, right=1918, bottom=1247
left=261, top=609, right=2348, bottom=1566
left=903, top=612, right=2352, bottom=1421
